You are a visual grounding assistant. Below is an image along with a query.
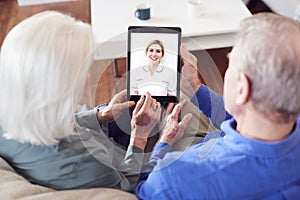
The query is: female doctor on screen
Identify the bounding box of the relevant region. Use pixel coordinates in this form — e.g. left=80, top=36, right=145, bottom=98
left=130, top=40, right=177, bottom=96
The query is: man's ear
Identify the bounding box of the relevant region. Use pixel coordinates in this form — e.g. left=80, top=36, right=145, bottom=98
left=236, top=73, right=251, bottom=105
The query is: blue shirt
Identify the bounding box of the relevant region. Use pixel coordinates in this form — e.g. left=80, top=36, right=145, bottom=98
left=135, top=85, right=300, bottom=199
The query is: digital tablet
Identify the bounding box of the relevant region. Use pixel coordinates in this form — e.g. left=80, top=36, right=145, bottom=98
left=127, top=26, right=181, bottom=102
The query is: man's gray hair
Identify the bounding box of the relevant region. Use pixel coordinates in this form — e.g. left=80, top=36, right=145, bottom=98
left=235, top=13, right=300, bottom=122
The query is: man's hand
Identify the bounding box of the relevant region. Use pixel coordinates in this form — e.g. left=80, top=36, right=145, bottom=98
left=180, top=44, right=202, bottom=96
left=130, top=92, right=162, bottom=150
left=159, top=100, right=192, bottom=145
left=97, top=90, right=135, bottom=123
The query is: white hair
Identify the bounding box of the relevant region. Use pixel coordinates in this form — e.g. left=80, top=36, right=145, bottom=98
left=0, top=11, right=95, bottom=145
left=234, top=13, right=300, bottom=122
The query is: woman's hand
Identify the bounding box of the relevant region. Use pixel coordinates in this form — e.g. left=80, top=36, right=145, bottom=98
left=130, top=92, right=162, bottom=150
left=159, top=100, right=192, bottom=145
left=97, top=90, right=135, bottom=123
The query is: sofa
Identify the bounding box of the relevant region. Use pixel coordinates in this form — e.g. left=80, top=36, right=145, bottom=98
left=0, top=157, right=138, bottom=200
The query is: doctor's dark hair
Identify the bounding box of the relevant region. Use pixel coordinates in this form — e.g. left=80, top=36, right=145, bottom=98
left=145, top=40, right=165, bottom=57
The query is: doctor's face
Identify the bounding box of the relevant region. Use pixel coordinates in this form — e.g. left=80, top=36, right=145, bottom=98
left=146, top=44, right=163, bottom=66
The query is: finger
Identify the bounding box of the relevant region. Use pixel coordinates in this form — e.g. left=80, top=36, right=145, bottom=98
left=151, top=98, right=157, bottom=109
left=111, top=89, right=127, bottom=103
left=156, top=102, right=161, bottom=111
left=114, top=89, right=126, bottom=99
left=178, top=113, right=192, bottom=132
left=174, top=113, right=192, bottom=143
left=171, top=100, right=187, bottom=120
left=114, top=101, right=136, bottom=113
left=119, top=89, right=127, bottom=96
left=180, top=43, right=187, bottom=54
left=133, top=90, right=139, bottom=95
left=180, top=44, right=197, bottom=67
left=128, top=101, right=136, bottom=109
left=153, top=102, right=162, bottom=120
left=166, top=103, right=175, bottom=115
left=139, top=92, right=152, bottom=113
left=180, top=43, right=189, bottom=62
left=133, top=95, right=145, bottom=116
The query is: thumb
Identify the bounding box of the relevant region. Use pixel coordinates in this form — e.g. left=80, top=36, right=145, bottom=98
left=170, top=113, right=192, bottom=145
left=114, top=101, right=135, bottom=112
left=178, top=113, right=192, bottom=132
left=180, top=43, right=189, bottom=60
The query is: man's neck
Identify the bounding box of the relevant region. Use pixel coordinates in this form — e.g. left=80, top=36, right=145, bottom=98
left=236, top=109, right=295, bottom=142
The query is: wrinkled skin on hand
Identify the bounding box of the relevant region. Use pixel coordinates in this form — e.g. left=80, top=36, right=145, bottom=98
left=180, top=44, right=202, bottom=97
left=97, top=90, right=135, bottom=123
left=131, top=92, right=161, bottom=138
left=159, top=100, right=193, bottom=145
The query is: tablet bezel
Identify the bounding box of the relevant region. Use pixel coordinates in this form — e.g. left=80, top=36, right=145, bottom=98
left=127, top=26, right=181, bottom=102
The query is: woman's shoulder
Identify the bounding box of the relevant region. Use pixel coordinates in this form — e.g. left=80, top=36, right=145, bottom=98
left=161, top=65, right=177, bottom=73
left=132, top=65, right=148, bottom=73
left=0, top=135, right=117, bottom=189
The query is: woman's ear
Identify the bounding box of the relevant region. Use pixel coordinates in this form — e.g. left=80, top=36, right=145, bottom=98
left=236, top=73, right=251, bottom=105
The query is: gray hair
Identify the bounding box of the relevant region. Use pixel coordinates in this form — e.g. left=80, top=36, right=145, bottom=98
left=0, top=11, right=94, bottom=145
left=234, top=13, right=300, bottom=123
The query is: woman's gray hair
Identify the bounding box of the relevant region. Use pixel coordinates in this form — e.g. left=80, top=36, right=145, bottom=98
left=0, top=11, right=94, bottom=145
left=234, top=13, right=300, bottom=122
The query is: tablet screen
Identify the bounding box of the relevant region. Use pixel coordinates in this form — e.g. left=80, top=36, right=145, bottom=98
left=127, top=26, right=181, bottom=102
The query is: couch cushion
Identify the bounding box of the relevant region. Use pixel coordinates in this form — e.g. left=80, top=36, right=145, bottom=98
left=0, top=157, right=138, bottom=200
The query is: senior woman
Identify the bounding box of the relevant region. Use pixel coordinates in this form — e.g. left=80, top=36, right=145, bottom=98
left=0, top=11, right=161, bottom=192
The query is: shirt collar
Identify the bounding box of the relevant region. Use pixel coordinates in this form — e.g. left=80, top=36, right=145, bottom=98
left=221, top=118, right=300, bottom=157
left=142, top=64, right=164, bottom=73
